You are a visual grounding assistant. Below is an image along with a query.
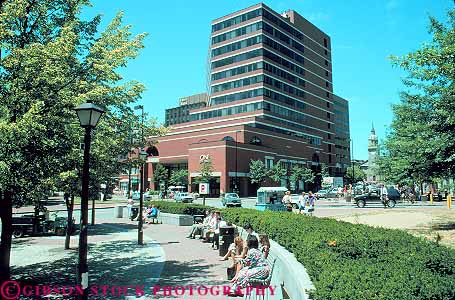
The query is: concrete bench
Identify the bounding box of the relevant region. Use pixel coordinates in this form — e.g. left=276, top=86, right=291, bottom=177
left=158, top=212, right=193, bottom=226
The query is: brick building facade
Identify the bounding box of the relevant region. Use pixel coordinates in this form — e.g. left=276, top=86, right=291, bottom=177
left=121, top=3, right=350, bottom=197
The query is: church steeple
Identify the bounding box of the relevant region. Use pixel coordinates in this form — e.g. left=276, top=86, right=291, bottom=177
left=370, top=123, right=375, bottom=135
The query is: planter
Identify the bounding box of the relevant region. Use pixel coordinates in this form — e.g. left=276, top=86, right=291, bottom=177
left=158, top=212, right=193, bottom=226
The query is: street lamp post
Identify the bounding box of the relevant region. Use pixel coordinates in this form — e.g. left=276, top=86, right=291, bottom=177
left=134, top=105, right=145, bottom=245
left=74, top=101, right=105, bottom=300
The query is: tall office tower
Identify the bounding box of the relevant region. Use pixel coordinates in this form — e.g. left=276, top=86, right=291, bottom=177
left=147, top=3, right=350, bottom=196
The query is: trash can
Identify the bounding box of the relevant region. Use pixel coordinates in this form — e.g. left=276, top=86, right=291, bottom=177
left=219, top=226, right=235, bottom=257
left=130, top=207, right=139, bottom=221
left=114, top=205, right=124, bottom=218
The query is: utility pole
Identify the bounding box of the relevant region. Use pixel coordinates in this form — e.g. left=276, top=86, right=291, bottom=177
left=134, top=105, right=145, bottom=245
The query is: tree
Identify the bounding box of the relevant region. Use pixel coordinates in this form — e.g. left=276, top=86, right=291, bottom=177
left=380, top=5, right=455, bottom=187
left=320, top=163, right=330, bottom=178
left=169, top=169, right=188, bottom=186
left=249, top=159, right=267, bottom=187
left=345, top=165, right=366, bottom=183
left=289, top=165, right=315, bottom=191
left=154, top=164, right=168, bottom=187
left=195, top=156, right=214, bottom=205
left=268, top=163, right=287, bottom=184
left=0, top=0, right=150, bottom=281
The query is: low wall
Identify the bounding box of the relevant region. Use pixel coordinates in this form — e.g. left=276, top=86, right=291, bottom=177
left=158, top=212, right=193, bottom=226
left=238, top=228, right=314, bottom=300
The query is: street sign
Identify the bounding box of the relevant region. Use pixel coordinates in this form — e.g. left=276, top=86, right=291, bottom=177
left=199, top=183, right=209, bottom=195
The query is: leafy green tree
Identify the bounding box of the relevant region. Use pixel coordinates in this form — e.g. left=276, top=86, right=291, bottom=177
left=0, top=0, right=152, bottom=281
left=195, top=156, right=214, bottom=205
left=380, top=6, right=455, bottom=188
left=268, top=163, right=287, bottom=184
left=249, top=159, right=267, bottom=187
left=154, top=164, right=168, bottom=187
left=320, top=163, right=330, bottom=178
left=345, top=165, right=366, bottom=183
left=169, top=169, right=188, bottom=186
left=289, top=165, right=315, bottom=191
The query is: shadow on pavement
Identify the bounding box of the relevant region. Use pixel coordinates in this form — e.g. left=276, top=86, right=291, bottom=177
left=12, top=239, right=163, bottom=299
left=88, top=223, right=138, bottom=235
left=158, top=259, right=225, bottom=287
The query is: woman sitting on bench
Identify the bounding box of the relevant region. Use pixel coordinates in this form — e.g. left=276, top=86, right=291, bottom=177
left=229, top=235, right=270, bottom=297
left=221, top=236, right=244, bottom=280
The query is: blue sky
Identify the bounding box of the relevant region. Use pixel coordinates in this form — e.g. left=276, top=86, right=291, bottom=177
left=85, top=0, right=452, bottom=160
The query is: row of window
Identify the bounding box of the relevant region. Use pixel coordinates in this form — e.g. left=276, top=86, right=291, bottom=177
left=264, top=75, right=306, bottom=99
left=263, top=88, right=305, bottom=110
left=211, top=74, right=263, bottom=93
left=263, top=49, right=305, bottom=77
left=262, top=21, right=305, bottom=54
left=212, top=49, right=262, bottom=69
left=212, top=21, right=262, bottom=45
left=211, top=88, right=263, bottom=105
left=251, top=122, right=322, bottom=145
left=258, top=115, right=322, bottom=145
left=212, top=61, right=263, bottom=81
left=212, top=35, right=262, bottom=57
left=212, top=8, right=262, bottom=32
left=263, top=36, right=304, bottom=65
left=190, top=102, right=262, bottom=121
left=263, top=62, right=305, bottom=87
left=262, top=9, right=304, bottom=44
left=263, top=102, right=306, bottom=123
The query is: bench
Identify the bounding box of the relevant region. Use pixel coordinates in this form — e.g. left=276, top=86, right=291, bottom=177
left=243, top=257, right=278, bottom=300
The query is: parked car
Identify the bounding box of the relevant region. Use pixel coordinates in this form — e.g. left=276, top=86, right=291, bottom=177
left=175, top=192, right=193, bottom=203
left=354, top=187, right=401, bottom=208
left=221, top=193, right=242, bottom=207
left=315, top=189, right=329, bottom=199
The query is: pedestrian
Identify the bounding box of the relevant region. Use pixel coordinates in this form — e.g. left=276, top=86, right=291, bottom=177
left=305, top=191, right=316, bottom=216
left=298, top=192, right=308, bottom=214
left=126, top=198, right=134, bottom=219
left=282, top=191, right=292, bottom=211
left=381, top=184, right=388, bottom=208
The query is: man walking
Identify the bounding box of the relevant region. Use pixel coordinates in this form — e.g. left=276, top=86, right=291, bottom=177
left=381, top=184, right=388, bottom=208
left=298, top=192, right=308, bottom=214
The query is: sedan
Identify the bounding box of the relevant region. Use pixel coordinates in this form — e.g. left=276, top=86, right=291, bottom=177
left=175, top=192, right=193, bottom=203
left=221, top=193, right=242, bottom=207
left=354, top=187, right=401, bottom=208
left=315, top=189, right=329, bottom=199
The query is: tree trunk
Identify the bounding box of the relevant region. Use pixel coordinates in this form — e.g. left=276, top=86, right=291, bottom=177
left=65, top=195, right=74, bottom=250
left=0, top=191, right=13, bottom=282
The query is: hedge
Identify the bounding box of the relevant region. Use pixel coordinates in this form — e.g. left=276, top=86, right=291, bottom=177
left=151, top=201, right=455, bottom=300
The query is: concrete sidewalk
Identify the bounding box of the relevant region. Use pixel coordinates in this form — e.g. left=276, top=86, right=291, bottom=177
left=10, top=217, right=234, bottom=299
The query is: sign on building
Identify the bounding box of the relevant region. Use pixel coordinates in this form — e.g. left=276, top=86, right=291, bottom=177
left=199, top=183, right=209, bottom=195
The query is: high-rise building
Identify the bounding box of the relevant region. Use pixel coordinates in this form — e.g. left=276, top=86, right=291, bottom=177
left=143, top=3, right=351, bottom=196
left=165, top=93, right=207, bottom=126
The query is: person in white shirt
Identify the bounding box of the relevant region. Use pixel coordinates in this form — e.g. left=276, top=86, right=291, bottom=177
left=298, top=192, right=308, bottom=214
left=381, top=184, right=388, bottom=208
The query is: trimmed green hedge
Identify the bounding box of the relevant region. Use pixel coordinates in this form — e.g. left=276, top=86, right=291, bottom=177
left=146, top=200, right=210, bottom=216
left=153, top=201, right=455, bottom=300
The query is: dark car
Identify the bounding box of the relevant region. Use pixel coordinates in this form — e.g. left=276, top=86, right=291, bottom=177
left=354, top=187, right=401, bottom=208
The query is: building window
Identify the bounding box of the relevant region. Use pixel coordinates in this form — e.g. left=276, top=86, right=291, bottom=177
left=328, top=123, right=331, bottom=129
left=222, top=136, right=235, bottom=142
left=325, top=81, right=329, bottom=87
left=329, top=155, right=332, bottom=163
left=324, top=38, right=328, bottom=47
left=326, top=92, right=330, bottom=98
left=265, top=157, right=274, bottom=169
left=328, top=144, right=332, bottom=152
left=326, top=102, right=330, bottom=108
left=325, top=60, right=329, bottom=66
left=327, top=112, right=330, bottom=119
left=325, top=70, right=329, bottom=77
left=324, top=49, right=328, bottom=55
left=328, top=134, right=332, bottom=140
